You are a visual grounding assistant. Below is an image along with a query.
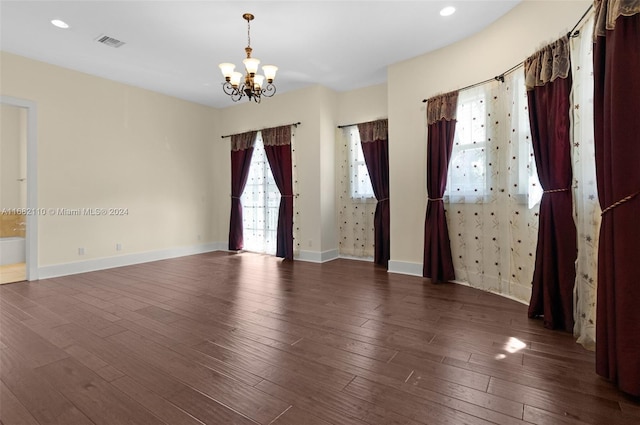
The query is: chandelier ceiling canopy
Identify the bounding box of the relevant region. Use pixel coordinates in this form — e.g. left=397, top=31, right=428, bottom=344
left=218, top=13, right=278, bottom=103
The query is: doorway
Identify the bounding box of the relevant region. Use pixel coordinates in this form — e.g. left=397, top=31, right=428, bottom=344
left=241, top=132, right=281, bottom=255
left=0, top=96, right=38, bottom=283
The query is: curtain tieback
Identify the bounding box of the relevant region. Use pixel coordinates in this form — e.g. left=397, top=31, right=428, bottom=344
left=281, top=195, right=294, bottom=198
left=428, top=197, right=444, bottom=202
left=601, top=190, right=640, bottom=216
left=377, top=197, right=389, bottom=202
left=543, top=187, right=570, bottom=194
left=231, top=196, right=241, bottom=199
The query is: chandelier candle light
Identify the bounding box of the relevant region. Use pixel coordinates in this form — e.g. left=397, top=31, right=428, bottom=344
left=219, top=13, right=278, bottom=103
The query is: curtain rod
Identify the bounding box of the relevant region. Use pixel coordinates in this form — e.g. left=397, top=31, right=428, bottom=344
left=220, top=122, right=301, bottom=139
left=421, top=61, right=523, bottom=103
left=421, top=3, right=594, bottom=104
left=568, top=3, right=594, bottom=38
left=337, top=117, right=388, bottom=128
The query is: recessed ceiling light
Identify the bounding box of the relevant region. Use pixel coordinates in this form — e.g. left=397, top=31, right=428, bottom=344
left=51, top=19, right=69, bottom=29
left=440, top=6, right=456, bottom=17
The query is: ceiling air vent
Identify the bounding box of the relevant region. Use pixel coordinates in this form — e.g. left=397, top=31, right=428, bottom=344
left=95, top=34, right=125, bottom=48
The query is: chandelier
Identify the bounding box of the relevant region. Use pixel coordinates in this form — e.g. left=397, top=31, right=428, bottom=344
left=218, top=13, right=278, bottom=103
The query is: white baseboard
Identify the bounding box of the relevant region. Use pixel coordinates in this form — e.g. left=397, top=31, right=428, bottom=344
left=296, top=248, right=339, bottom=263
left=338, top=255, right=374, bottom=262
left=37, top=242, right=226, bottom=280
left=388, top=260, right=423, bottom=277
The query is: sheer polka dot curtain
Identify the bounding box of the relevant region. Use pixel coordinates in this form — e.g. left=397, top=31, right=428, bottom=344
left=445, top=68, right=541, bottom=303
left=337, top=127, right=376, bottom=258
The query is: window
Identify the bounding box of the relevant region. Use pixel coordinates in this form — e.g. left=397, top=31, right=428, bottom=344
left=447, top=87, right=488, bottom=199
left=445, top=69, right=541, bottom=207
left=346, top=126, right=375, bottom=199
left=241, top=132, right=280, bottom=254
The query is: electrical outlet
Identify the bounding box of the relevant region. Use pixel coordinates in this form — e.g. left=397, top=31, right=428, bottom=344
left=78, top=247, right=85, bottom=256
left=116, top=243, right=122, bottom=251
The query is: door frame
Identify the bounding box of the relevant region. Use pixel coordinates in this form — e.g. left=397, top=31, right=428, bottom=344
left=1, top=96, right=38, bottom=280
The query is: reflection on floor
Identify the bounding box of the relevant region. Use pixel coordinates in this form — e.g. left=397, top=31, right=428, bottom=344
left=0, top=262, right=26, bottom=284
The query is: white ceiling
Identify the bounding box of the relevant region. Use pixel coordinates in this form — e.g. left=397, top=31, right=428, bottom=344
left=0, top=0, right=522, bottom=108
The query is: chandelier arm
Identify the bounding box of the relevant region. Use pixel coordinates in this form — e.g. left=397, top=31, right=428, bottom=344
left=223, top=82, right=247, bottom=102
left=231, top=83, right=245, bottom=102
left=222, top=82, right=238, bottom=96
left=261, top=83, right=277, bottom=98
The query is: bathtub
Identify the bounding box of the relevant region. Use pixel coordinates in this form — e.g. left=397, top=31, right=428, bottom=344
left=0, top=237, right=25, bottom=266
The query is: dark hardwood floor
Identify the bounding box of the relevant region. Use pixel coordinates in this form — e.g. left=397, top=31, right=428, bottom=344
left=0, top=252, right=638, bottom=425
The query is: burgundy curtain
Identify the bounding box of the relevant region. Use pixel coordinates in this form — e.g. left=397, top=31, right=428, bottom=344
left=228, top=131, right=257, bottom=251
left=423, top=92, right=458, bottom=282
left=593, top=1, right=640, bottom=397
left=524, top=37, right=577, bottom=332
left=357, top=119, right=390, bottom=267
left=263, top=126, right=294, bottom=260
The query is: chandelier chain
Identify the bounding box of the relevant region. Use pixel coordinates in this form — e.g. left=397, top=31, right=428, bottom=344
left=247, top=19, right=251, bottom=48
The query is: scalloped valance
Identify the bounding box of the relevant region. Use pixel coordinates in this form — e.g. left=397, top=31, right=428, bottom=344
left=594, top=0, right=640, bottom=38
left=524, top=36, right=571, bottom=90
left=262, top=125, right=292, bottom=147
left=357, top=119, right=388, bottom=143
left=426, top=91, right=459, bottom=125
left=230, top=131, right=257, bottom=151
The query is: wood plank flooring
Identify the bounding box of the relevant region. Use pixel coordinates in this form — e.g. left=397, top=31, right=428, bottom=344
left=0, top=251, right=638, bottom=424
left=0, top=263, right=26, bottom=285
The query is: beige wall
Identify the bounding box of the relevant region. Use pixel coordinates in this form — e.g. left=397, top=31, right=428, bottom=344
left=0, top=104, right=27, bottom=209
left=336, top=83, right=388, bottom=128
left=317, top=86, right=339, bottom=253
left=387, top=0, right=591, bottom=272
left=0, top=52, right=218, bottom=268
